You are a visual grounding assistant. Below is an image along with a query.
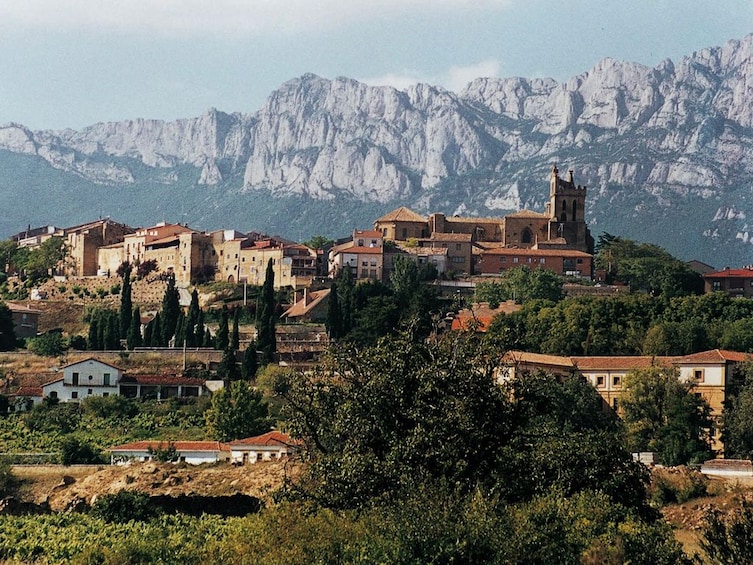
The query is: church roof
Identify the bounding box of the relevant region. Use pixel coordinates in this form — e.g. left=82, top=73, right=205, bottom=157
left=375, top=207, right=426, bottom=223
left=506, top=210, right=549, bottom=219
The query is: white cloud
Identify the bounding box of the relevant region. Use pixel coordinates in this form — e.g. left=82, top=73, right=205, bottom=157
left=360, top=59, right=502, bottom=92
left=0, top=0, right=513, bottom=35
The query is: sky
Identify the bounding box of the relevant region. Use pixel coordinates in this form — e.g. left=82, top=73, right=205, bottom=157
left=0, top=0, right=751, bottom=131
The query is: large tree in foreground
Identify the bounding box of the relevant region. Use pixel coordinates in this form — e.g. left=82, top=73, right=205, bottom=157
left=620, top=366, right=713, bottom=465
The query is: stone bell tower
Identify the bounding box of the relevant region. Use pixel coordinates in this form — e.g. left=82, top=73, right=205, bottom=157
left=546, top=164, right=593, bottom=253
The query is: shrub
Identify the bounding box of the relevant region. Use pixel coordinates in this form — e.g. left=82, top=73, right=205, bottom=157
left=27, top=332, right=66, bottom=357
left=110, top=284, right=121, bottom=295
left=0, top=457, right=16, bottom=496
left=90, top=490, right=158, bottom=523
left=25, top=402, right=82, bottom=433
left=60, top=436, right=105, bottom=465
left=96, top=288, right=107, bottom=299
left=649, top=467, right=708, bottom=506
left=82, top=394, right=138, bottom=419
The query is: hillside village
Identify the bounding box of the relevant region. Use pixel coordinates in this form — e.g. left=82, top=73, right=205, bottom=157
left=5, top=165, right=753, bottom=561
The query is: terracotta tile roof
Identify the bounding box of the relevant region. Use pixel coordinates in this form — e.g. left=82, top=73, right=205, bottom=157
left=9, top=386, right=43, bottom=397
left=704, top=268, right=753, bottom=279
left=61, top=357, right=123, bottom=371
left=502, top=351, right=575, bottom=368
left=482, top=248, right=592, bottom=258
left=109, top=440, right=229, bottom=453
left=451, top=302, right=521, bottom=332
left=41, top=376, right=64, bottom=387
left=505, top=210, right=550, bottom=219
left=354, top=230, right=383, bottom=238
left=375, top=207, right=427, bottom=223
left=572, top=356, right=667, bottom=371
left=282, top=289, right=330, bottom=318
left=331, top=242, right=383, bottom=255
left=675, top=349, right=752, bottom=364
left=228, top=431, right=301, bottom=447
left=119, top=374, right=206, bottom=386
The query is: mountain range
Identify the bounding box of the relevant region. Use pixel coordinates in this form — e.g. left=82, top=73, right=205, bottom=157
left=3, top=35, right=753, bottom=268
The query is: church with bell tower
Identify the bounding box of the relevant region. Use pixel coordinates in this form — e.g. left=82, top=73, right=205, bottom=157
left=542, top=164, right=593, bottom=254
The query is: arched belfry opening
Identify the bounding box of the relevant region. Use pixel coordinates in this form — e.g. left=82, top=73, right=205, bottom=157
left=521, top=228, right=532, bottom=244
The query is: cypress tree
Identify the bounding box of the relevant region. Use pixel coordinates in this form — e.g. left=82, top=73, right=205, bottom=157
left=256, top=259, right=276, bottom=364
left=143, top=317, right=153, bottom=346
left=241, top=341, right=258, bottom=380
left=217, top=347, right=239, bottom=380
left=108, top=311, right=121, bottom=350
left=216, top=304, right=229, bottom=350
left=231, top=308, right=240, bottom=350
left=195, top=309, right=205, bottom=348
left=174, top=312, right=186, bottom=348
left=338, top=267, right=355, bottom=334
left=185, top=289, right=200, bottom=347
left=151, top=312, right=162, bottom=347
left=160, top=274, right=180, bottom=347
left=325, top=282, right=342, bottom=339
left=88, top=315, right=100, bottom=350
left=127, top=306, right=143, bottom=350
left=203, top=328, right=213, bottom=348
left=119, top=262, right=133, bottom=339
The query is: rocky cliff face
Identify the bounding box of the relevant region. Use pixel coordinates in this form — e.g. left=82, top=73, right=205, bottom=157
left=3, top=35, right=753, bottom=265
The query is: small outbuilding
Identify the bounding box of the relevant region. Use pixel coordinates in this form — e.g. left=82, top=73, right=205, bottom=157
left=228, top=431, right=300, bottom=465
left=109, top=440, right=231, bottom=465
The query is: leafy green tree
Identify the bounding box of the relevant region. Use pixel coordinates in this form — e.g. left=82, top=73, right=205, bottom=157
left=621, top=366, right=713, bottom=465
left=28, top=332, right=66, bottom=357
left=118, top=262, right=132, bottom=339
left=60, top=436, right=105, bottom=465
left=0, top=302, right=16, bottom=351
left=205, top=380, right=271, bottom=441
left=256, top=259, right=276, bottom=364
left=303, top=234, right=334, bottom=250
left=216, top=304, right=229, bottom=350
left=722, top=362, right=753, bottom=459
left=160, top=274, right=180, bottom=346
left=127, top=306, right=142, bottom=350
left=18, top=236, right=67, bottom=282
left=0, top=240, right=18, bottom=273
left=701, top=503, right=753, bottom=565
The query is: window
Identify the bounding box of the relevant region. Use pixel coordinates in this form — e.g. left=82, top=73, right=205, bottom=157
left=71, top=391, right=78, bottom=399
left=103, top=392, right=109, bottom=397
left=87, top=389, right=93, bottom=395
left=521, top=228, right=532, bottom=244
left=577, top=258, right=583, bottom=264
left=72, top=372, right=79, bottom=386
left=500, top=256, right=506, bottom=263
left=402, top=228, right=408, bottom=238
left=358, top=239, right=364, bottom=246
left=596, top=376, right=605, bottom=387
left=362, top=260, right=368, bottom=266
left=103, top=373, right=110, bottom=386
left=370, top=259, right=377, bottom=267
left=613, top=376, right=621, bottom=386
left=455, top=243, right=462, bottom=250
left=513, top=257, right=519, bottom=263
left=712, top=281, right=721, bottom=291
left=539, top=258, right=545, bottom=264
left=694, top=369, right=705, bottom=383
left=526, top=257, right=532, bottom=263
left=88, top=375, right=93, bottom=380
left=451, top=256, right=465, bottom=263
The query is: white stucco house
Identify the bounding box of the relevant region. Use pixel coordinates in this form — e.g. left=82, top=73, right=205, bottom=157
left=109, top=440, right=231, bottom=465
left=228, top=431, right=300, bottom=464
left=42, top=358, right=122, bottom=402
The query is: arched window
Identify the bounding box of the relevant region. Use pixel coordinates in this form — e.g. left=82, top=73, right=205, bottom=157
left=561, top=199, right=567, bottom=214
left=572, top=200, right=577, bottom=220
left=559, top=212, right=568, bottom=222
left=521, top=228, right=532, bottom=244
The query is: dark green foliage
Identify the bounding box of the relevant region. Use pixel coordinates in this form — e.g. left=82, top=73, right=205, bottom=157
left=476, top=265, right=564, bottom=306
left=325, top=281, right=342, bottom=339
left=0, top=457, right=15, bottom=496
left=216, top=348, right=240, bottom=380
left=596, top=234, right=702, bottom=297
left=649, top=468, right=708, bottom=506
left=160, top=274, right=180, bottom=347
left=60, top=435, right=105, bottom=465
left=621, top=366, right=713, bottom=465
left=185, top=289, right=200, bottom=347
left=119, top=262, right=132, bottom=339
left=241, top=342, right=258, bottom=380
left=231, top=308, right=240, bottom=351
left=15, top=236, right=67, bottom=283
left=174, top=312, right=186, bottom=347
left=256, top=259, right=276, bottom=364
left=150, top=312, right=162, bottom=347
left=148, top=442, right=179, bottom=462
left=722, top=362, right=753, bottom=458
left=91, top=490, right=159, bottom=523
left=215, top=304, right=229, bottom=350
left=25, top=402, right=82, bottom=433
left=0, top=301, right=16, bottom=351
left=701, top=503, right=753, bottom=564
left=303, top=234, right=334, bottom=250
left=203, top=327, right=213, bottom=347
left=127, top=306, right=142, bottom=350
left=68, top=334, right=87, bottom=350
left=82, top=394, right=138, bottom=419
left=27, top=331, right=65, bottom=356
left=136, top=258, right=158, bottom=280
left=205, top=381, right=271, bottom=442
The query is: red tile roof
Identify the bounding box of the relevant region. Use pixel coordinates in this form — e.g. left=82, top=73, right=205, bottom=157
left=572, top=356, right=664, bottom=371
left=282, top=289, right=330, bottom=318
left=119, top=374, right=206, bottom=386
left=109, top=441, right=229, bottom=453
left=9, top=386, right=43, bottom=397
left=228, top=431, right=301, bottom=447
left=704, top=268, right=753, bottom=279
left=451, top=302, right=521, bottom=332
left=675, top=349, right=752, bottom=364
left=375, top=207, right=427, bottom=223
